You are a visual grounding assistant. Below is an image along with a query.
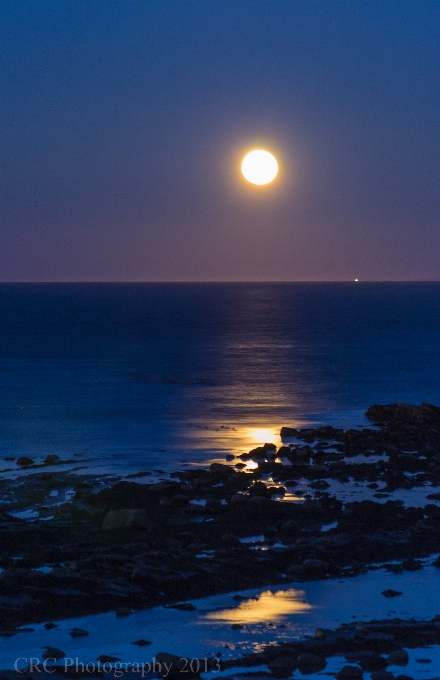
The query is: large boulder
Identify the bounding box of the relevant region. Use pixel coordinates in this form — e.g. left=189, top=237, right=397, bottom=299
left=102, top=509, right=148, bottom=531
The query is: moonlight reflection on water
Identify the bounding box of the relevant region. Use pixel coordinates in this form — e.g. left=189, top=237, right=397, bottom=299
left=202, top=589, right=313, bottom=624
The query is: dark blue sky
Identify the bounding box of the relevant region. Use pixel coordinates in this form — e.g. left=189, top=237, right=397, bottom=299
left=1, top=1, right=440, bottom=281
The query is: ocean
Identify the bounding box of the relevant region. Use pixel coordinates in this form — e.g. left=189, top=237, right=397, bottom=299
left=1, top=282, right=440, bottom=474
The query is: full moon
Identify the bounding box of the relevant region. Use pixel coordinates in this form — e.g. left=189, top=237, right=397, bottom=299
left=241, top=150, right=278, bottom=185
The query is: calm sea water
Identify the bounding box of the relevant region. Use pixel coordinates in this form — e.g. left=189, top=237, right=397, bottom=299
left=1, top=282, right=440, bottom=473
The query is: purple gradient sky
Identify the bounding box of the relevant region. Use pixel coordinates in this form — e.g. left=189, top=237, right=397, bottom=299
left=1, top=1, right=440, bottom=281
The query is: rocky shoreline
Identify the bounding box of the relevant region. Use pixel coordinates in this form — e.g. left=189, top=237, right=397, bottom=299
left=2, top=402, right=440, bottom=678
left=210, top=615, right=440, bottom=679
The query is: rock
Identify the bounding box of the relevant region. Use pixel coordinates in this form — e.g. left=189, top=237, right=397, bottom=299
left=44, top=454, right=59, bottom=465
left=205, top=497, right=222, bottom=510
left=171, top=494, right=190, bottom=506
left=155, top=652, right=201, bottom=679
left=229, top=493, right=248, bottom=504
left=167, top=602, right=196, bottom=611
left=16, top=457, right=34, bottom=467
left=148, top=481, right=178, bottom=494
left=394, top=676, right=414, bottom=680
left=248, top=495, right=271, bottom=505
left=267, top=655, right=297, bottom=677
left=280, top=427, right=297, bottom=437
left=92, top=480, right=149, bottom=508
left=42, top=647, right=65, bottom=660
left=345, top=652, right=388, bottom=671
left=98, top=655, right=120, bottom=662
left=115, top=607, right=131, bottom=617
left=370, top=672, right=394, bottom=680
left=44, top=622, right=57, bottom=630
left=387, top=649, right=409, bottom=666
left=296, top=653, right=326, bottom=673
left=310, top=479, right=330, bottom=489
left=366, top=402, right=440, bottom=427
left=219, top=534, right=242, bottom=548
left=336, top=667, right=364, bottom=680
left=269, top=485, right=286, bottom=495
left=281, top=520, right=302, bottom=538
left=133, top=639, right=152, bottom=646
left=54, top=500, right=104, bottom=522
left=382, top=589, right=402, bottom=598
left=210, top=463, right=234, bottom=476
left=402, top=559, right=422, bottom=571
left=131, top=568, right=160, bottom=584
left=300, top=558, right=328, bottom=576
left=70, top=627, right=89, bottom=637
left=360, top=654, right=387, bottom=671
left=263, top=443, right=277, bottom=451
left=264, top=527, right=278, bottom=539
left=249, top=481, right=270, bottom=497
left=102, top=509, right=148, bottom=530
left=302, top=499, right=323, bottom=513
left=248, top=447, right=267, bottom=459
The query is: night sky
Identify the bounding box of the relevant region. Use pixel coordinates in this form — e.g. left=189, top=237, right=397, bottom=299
left=1, top=1, right=440, bottom=282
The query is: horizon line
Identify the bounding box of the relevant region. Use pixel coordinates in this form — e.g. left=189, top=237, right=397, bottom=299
left=0, top=279, right=440, bottom=284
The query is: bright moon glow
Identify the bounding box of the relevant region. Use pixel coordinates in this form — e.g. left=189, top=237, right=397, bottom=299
left=241, top=150, right=278, bottom=185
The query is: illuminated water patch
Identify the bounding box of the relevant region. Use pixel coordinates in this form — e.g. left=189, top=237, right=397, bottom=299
left=202, top=588, right=313, bottom=624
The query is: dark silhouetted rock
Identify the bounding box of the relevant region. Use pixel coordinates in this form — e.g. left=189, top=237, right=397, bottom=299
left=42, top=647, right=65, bottom=660
left=70, top=627, right=89, bottom=637
left=300, top=558, right=328, bottom=576
left=102, top=509, right=148, bottom=530
left=370, top=672, right=394, bottom=680
left=155, top=652, right=201, bottom=679
left=387, top=649, right=409, bottom=666
left=210, top=463, right=235, bottom=476
left=382, top=589, right=402, bottom=598
left=366, top=402, right=440, bottom=427
left=267, top=655, right=297, bottom=677
left=297, top=653, right=326, bottom=673
left=16, top=457, right=34, bottom=467
left=336, top=667, right=363, bottom=680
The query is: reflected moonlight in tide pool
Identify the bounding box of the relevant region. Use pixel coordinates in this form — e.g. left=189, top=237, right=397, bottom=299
left=202, top=588, right=312, bottom=624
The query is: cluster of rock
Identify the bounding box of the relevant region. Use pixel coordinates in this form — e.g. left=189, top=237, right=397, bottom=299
left=2, top=616, right=438, bottom=679
left=0, top=403, right=440, bottom=662
left=215, top=615, right=440, bottom=680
